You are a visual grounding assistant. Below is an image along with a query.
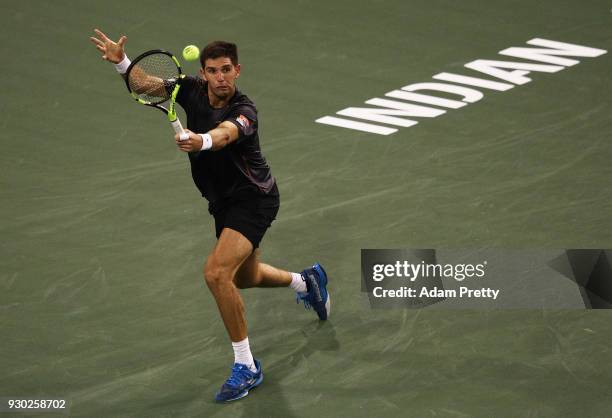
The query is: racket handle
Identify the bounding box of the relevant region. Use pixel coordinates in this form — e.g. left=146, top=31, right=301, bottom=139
left=170, top=118, right=189, bottom=141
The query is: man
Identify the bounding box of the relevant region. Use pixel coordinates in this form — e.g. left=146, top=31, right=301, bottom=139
left=89, top=29, right=330, bottom=402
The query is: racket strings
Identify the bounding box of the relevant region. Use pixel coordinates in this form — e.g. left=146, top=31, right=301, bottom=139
left=127, top=53, right=180, bottom=104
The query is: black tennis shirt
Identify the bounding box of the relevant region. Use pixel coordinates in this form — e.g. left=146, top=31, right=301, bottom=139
left=175, top=76, right=277, bottom=214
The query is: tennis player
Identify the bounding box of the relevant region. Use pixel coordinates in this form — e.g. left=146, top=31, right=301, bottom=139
left=90, top=29, right=330, bottom=402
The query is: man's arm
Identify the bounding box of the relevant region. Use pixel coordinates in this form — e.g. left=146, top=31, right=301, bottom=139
left=175, top=121, right=240, bottom=153
left=89, top=28, right=165, bottom=96
left=125, top=66, right=167, bottom=97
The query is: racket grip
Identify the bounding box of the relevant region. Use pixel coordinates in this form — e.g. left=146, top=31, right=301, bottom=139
left=170, top=118, right=189, bottom=141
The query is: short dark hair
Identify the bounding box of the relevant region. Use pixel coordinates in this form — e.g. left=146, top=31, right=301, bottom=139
left=200, top=41, right=238, bottom=67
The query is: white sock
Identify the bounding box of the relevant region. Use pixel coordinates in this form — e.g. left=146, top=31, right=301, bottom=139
left=232, top=337, right=257, bottom=373
left=289, top=272, right=307, bottom=293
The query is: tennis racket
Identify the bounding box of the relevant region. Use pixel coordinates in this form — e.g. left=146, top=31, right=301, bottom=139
left=125, top=49, right=189, bottom=140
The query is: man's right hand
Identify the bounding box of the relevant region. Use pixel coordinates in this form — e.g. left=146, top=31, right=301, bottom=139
left=89, top=28, right=127, bottom=64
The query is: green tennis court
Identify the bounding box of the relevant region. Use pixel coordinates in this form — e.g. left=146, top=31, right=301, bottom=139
left=2, top=1, right=612, bottom=416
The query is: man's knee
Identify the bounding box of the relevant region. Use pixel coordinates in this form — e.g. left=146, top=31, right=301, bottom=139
left=234, top=268, right=259, bottom=289
left=203, top=258, right=233, bottom=289
left=234, top=259, right=262, bottom=289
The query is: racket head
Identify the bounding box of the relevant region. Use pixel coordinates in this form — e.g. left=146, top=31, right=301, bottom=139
left=125, top=49, right=183, bottom=106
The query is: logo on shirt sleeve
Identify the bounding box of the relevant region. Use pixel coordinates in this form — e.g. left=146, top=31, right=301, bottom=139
left=236, top=114, right=251, bottom=129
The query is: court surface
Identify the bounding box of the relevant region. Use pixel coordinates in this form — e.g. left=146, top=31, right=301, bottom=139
left=2, top=1, right=612, bottom=416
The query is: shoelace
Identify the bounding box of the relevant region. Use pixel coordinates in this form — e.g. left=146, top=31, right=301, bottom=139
left=225, top=364, right=253, bottom=387
left=296, top=292, right=312, bottom=309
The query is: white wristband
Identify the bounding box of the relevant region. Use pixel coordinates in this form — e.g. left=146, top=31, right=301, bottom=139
left=114, top=55, right=131, bottom=74
left=199, top=133, right=213, bottom=151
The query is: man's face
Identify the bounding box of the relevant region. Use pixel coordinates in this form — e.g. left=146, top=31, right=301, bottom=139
left=200, top=57, right=241, bottom=100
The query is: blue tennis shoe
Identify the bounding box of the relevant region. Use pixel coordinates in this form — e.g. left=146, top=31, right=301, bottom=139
left=215, top=359, right=263, bottom=402
left=297, top=263, right=331, bottom=320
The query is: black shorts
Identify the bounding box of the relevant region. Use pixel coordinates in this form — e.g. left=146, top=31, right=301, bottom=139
left=213, top=191, right=280, bottom=249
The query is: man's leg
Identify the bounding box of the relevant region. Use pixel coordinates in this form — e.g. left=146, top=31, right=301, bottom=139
left=233, top=249, right=331, bottom=321
left=233, top=249, right=292, bottom=289
left=205, top=227, right=264, bottom=402
left=203, top=227, right=254, bottom=342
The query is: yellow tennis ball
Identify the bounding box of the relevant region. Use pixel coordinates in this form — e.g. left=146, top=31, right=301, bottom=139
left=182, top=45, right=200, bottom=61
